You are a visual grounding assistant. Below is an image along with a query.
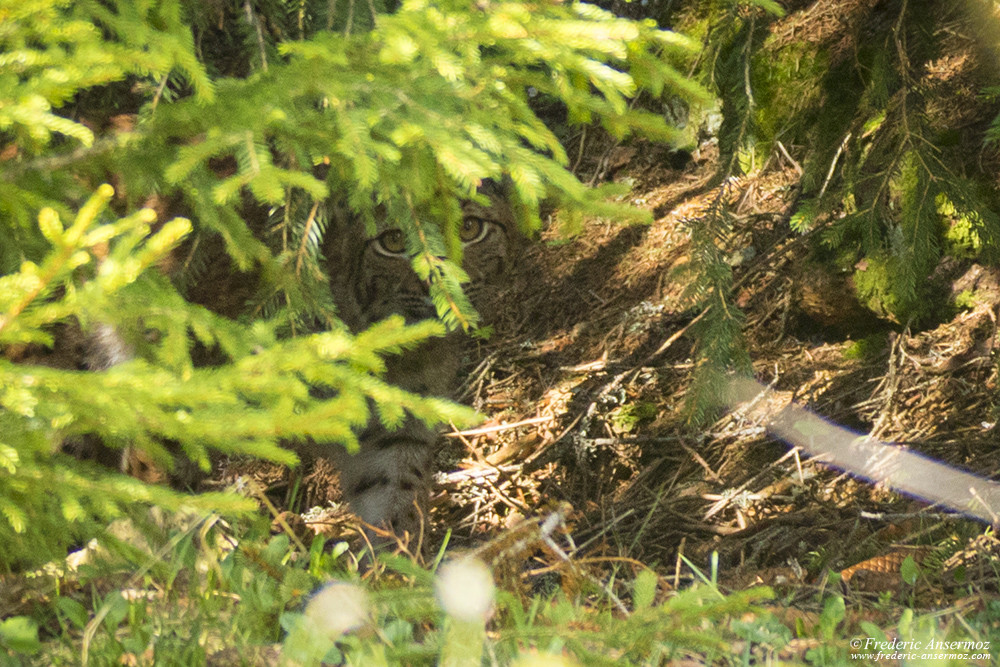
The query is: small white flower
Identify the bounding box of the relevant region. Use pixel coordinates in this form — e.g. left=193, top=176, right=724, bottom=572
left=435, top=558, right=495, bottom=621
left=304, top=582, right=370, bottom=640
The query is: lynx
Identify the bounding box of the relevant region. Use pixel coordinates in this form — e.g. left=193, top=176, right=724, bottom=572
left=78, top=186, right=516, bottom=542
left=323, top=187, right=516, bottom=539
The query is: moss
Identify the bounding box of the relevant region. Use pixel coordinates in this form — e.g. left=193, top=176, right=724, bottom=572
left=610, top=401, right=658, bottom=434
left=952, top=289, right=978, bottom=311
left=842, top=333, right=888, bottom=361
left=938, top=193, right=984, bottom=259
left=752, top=38, right=828, bottom=153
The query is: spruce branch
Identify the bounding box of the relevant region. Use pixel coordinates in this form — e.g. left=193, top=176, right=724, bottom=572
left=0, top=186, right=119, bottom=338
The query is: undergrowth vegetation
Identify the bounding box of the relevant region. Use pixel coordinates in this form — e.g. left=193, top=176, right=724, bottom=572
left=12, top=511, right=790, bottom=665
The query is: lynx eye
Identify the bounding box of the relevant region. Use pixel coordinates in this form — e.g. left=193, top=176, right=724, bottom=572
left=373, top=229, right=407, bottom=256
left=459, top=217, right=489, bottom=244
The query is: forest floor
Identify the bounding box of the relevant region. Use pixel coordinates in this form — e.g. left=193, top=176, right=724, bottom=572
left=443, top=140, right=1000, bottom=648
left=219, top=127, right=1000, bottom=657
left=205, top=4, right=1000, bottom=654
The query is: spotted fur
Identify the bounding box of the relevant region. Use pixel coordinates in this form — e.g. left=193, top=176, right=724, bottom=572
left=327, top=191, right=516, bottom=540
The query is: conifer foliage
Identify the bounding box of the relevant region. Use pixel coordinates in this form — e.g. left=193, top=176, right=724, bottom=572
left=675, top=0, right=1000, bottom=422
left=0, top=0, right=701, bottom=567
left=701, top=0, right=1000, bottom=323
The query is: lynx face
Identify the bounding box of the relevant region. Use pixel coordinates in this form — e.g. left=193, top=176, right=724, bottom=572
left=329, top=191, right=517, bottom=541
left=349, top=198, right=514, bottom=330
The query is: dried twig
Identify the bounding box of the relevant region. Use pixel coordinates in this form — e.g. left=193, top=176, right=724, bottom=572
left=818, top=132, right=851, bottom=200
left=446, top=416, right=551, bottom=438
left=775, top=140, right=803, bottom=176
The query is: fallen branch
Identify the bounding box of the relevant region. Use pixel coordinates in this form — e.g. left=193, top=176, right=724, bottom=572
left=445, top=415, right=552, bottom=438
